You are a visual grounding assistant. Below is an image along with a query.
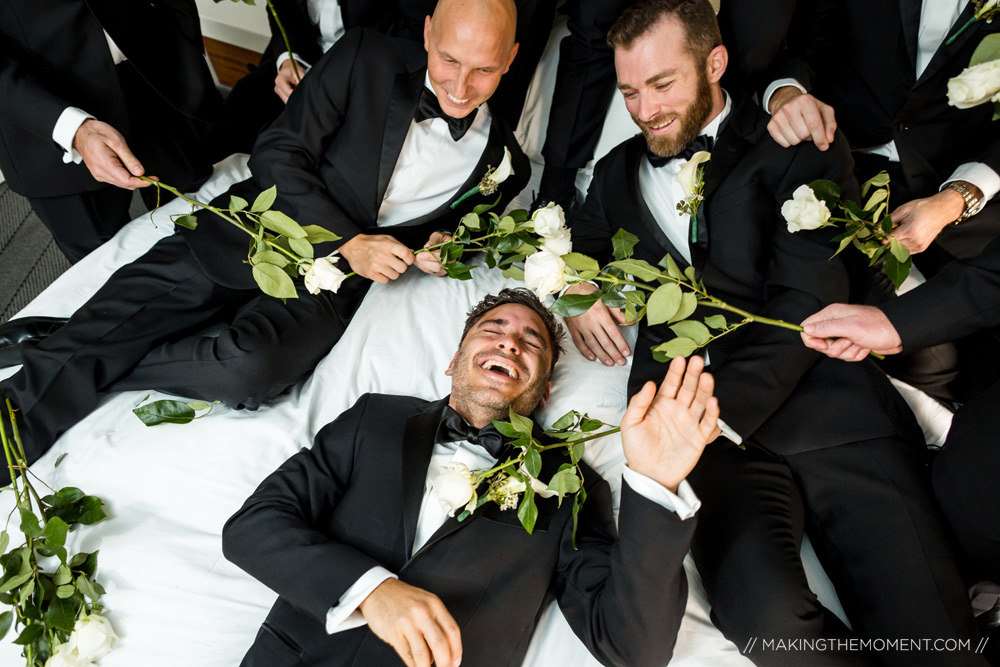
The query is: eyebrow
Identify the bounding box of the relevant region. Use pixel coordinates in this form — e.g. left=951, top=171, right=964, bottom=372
left=479, top=318, right=549, bottom=348
left=616, top=68, right=679, bottom=91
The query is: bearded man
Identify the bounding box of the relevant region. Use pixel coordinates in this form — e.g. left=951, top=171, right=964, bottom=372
left=563, top=1, right=986, bottom=664
left=223, top=288, right=721, bottom=667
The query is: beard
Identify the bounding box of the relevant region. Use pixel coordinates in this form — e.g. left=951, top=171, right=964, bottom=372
left=635, top=67, right=714, bottom=159
left=449, top=346, right=550, bottom=425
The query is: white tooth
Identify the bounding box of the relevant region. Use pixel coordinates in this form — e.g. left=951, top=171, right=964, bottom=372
left=447, top=91, right=469, bottom=104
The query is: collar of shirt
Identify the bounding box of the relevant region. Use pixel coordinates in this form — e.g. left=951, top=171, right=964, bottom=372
left=917, top=0, right=967, bottom=77
left=308, top=0, right=346, bottom=53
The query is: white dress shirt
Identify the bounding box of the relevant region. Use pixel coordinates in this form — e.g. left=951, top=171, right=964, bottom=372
left=376, top=74, right=492, bottom=227
left=763, top=0, right=1000, bottom=200
left=276, top=0, right=345, bottom=72
left=323, top=434, right=701, bottom=634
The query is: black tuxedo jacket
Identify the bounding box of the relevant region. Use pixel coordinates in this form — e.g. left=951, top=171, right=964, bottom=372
left=223, top=394, right=695, bottom=667
left=0, top=0, right=220, bottom=198
left=571, top=98, right=922, bottom=454
left=185, top=28, right=531, bottom=290
left=772, top=0, right=1000, bottom=258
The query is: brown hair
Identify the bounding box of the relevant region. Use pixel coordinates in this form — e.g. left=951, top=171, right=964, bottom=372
left=607, top=0, right=721, bottom=63
left=461, top=288, right=565, bottom=371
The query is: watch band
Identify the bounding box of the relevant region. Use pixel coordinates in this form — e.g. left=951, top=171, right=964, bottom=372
left=944, top=180, right=985, bottom=223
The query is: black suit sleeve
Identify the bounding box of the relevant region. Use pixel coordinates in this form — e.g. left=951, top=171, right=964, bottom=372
left=268, top=0, right=324, bottom=66
left=0, top=52, right=72, bottom=148
left=222, top=394, right=385, bottom=624
left=555, top=479, right=695, bottom=667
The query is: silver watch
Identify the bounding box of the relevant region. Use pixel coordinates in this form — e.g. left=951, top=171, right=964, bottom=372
left=943, top=180, right=985, bottom=223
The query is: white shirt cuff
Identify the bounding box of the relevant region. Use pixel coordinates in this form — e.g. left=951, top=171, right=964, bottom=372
left=943, top=163, right=1000, bottom=202
left=762, top=78, right=807, bottom=115
left=53, top=107, right=94, bottom=164
left=324, top=566, right=397, bottom=634
left=622, top=467, right=701, bottom=520
left=717, top=418, right=742, bottom=446
left=276, top=51, right=312, bottom=74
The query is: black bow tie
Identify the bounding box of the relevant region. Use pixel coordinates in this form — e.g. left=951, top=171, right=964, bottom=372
left=414, top=87, right=478, bottom=141
left=435, top=406, right=507, bottom=459
left=647, top=134, right=714, bottom=168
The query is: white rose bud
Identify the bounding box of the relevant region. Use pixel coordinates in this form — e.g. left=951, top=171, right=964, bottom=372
left=300, top=253, right=347, bottom=295
left=431, top=463, right=477, bottom=517
left=947, top=60, right=1000, bottom=109
left=45, top=644, right=93, bottom=667
left=781, top=184, right=831, bottom=233
left=676, top=150, right=712, bottom=199
left=541, top=228, right=572, bottom=256
left=531, top=202, right=567, bottom=238
left=524, top=249, right=568, bottom=298
left=68, top=613, right=119, bottom=662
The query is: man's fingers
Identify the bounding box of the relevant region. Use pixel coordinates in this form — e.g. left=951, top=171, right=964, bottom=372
left=401, top=625, right=432, bottom=667
left=699, top=396, right=721, bottom=442
left=623, top=380, right=657, bottom=428
left=584, top=328, right=621, bottom=366
left=671, top=354, right=703, bottom=407
left=690, top=368, right=715, bottom=416
left=819, top=103, right=837, bottom=145
left=800, top=103, right=830, bottom=150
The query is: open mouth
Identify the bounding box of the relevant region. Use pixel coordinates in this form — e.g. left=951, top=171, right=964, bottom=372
left=480, top=358, right=520, bottom=380
left=446, top=91, right=471, bottom=105
left=646, top=117, right=676, bottom=134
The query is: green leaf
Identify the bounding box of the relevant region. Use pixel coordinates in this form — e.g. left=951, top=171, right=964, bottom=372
left=549, top=293, right=601, bottom=317
left=252, top=263, right=298, bottom=299
left=704, top=314, right=728, bottom=330
left=652, top=337, right=700, bottom=361
left=971, top=33, right=1000, bottom=65
left=13, top=623, right=43, bottom=646
left=611, top=229, right=639, bottom=260
left=508, top=409, right=534, bottom=437
left=19, top=509, right=41, bottom=539
left=46, top=487, right=84, bottom=508
left=547, top=468, right=581, bottom=498
left=888, top=236, right=910, bottom=263
left=443, top=261, right=476, bottom=280
left=460, top=211, right=482, bottom=231
left=133, top=399, right=196, bottom=426
left=580, top=418, right=603, bottom=432
left=863, top=187, right=888, bottom=213
left=861, top=171, right=891, bottom=195
left=173, top=215, right=198, bottom=230
left=808, top=179, right=842, bottom=209
left=0, top=610, right=11, bottom=641
left=251, top=185, right=277, bottom=212
left=599, top=289, right=627, bottom=309
left=609, top=258, right=663, bottom=282
left=301, top=224, right=341, bottom=244
left=186, top=401, right=211, bottom=411
left=561, top=253, right=600, bottom=273
left=0, top=530, right=8, bottom=554
left=0, top=568, right=33, bottom=595
left=288, top=236, right=314, bottom=259
left=40, top=517, right=69, bottom=549
left=570, top=441, right=586, bottom=465
left=881, top=215, right=893, bottom=235
left=883, top=252, right=912, bottom=290
left=54, top=453, right=68, bottom=469
left=76, top=574, right=101, bottom=602
left=75, top=497, right=106, bottom=526
left=229, top=195, right=248, bottom=211
left=251, top=250, right=289, bottom=268
left=17, top=578, right=33, bottom=605
left=670, top=292, right=699, bottom=324
left=53, top=565, right=72, bottom=587
left=524, top=449, right=542, bottom=478
left=43, top=595, right=76, bottom=633
left=646, top=283, right=682, bottom=326
left=517, top=486, right=538, bottom=535
left=669, top=320, right=712, bottom=346
left=472, top=195, right=501, bottom=215
left=831, top=233, right=856, bottom=258
left=683, top=266, right=697, bottom=283
left=56, top=584, right=76, bottom=599
left=260, top=210, right=307, bottom=239
left=501, top=266, right=525, bottom=281
left=659, top=253, right=683, bottom=280
left=550, top=411, right=575, bottom=431
left=625, top=290, right=646, bottom=306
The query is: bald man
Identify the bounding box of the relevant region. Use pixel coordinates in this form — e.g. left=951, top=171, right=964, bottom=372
left=0, top=0, right=531, bottom=464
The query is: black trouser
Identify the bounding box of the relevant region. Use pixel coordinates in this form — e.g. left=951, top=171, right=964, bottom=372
left=688, top=439, right=984, bottom=667
left=0, top=233, right=369, bottom=464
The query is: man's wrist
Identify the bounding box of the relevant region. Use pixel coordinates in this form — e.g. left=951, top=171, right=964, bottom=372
left=763, top=79, right=806, bottom=115
left=941, top=181, right=984, bottom=223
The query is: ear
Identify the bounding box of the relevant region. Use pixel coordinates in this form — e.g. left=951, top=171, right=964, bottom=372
left=502, top=42, right=520, bottom=75
left=423, top=15, right=432, bottom=53
left=444, top=351, right=458, bottom=376
left=536, top=381, right=552, bottom=409
left=706, top=45, right=728, bottom=84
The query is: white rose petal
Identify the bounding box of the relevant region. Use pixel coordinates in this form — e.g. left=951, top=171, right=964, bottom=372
left=541, top=228, right=572, bottom=256
left=487, top=146, right=514, bottom=185
left=676, top=150, right=712, bottom=198
left=531, top=202, right=567, bottom=238
left=499, top=466, right=557, bottom=498
left=300, top=253, right=347, bottom=295
left=45, top=642, right=94, bottom=667
left=431, top=463, right=477, bottom=517
left=68, top=613, right=118, bottom=662
left=524, top=249, right=568, bottom=298
left=781, top=184, right=831, bottom=233
left=947, top=60, right=1000, bottom=109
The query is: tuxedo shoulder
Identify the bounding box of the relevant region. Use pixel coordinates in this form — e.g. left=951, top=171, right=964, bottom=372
left=589, top=135, right=644, bottom=184
left=346, top=27, right=426, bottom=68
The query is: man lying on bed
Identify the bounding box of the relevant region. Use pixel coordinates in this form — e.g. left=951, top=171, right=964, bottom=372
left=223, top=288, right=721, bottom=667
left=0, top=0, right=531, bottom=464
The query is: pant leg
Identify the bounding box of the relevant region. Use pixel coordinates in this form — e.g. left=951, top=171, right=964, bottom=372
left=933, top=379, right=1000, bottom=583
left=0, top=234, right=239, bottom=462
left=27, top=186, right=134, bottom=264
left=687, top=442, right=863, bottom=667
left=116, top=277, right=371, bottom=409
left=786, top=438, right=986, bottom=667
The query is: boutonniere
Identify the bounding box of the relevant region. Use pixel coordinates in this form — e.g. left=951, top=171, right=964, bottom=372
left=947, top=34, right=1000, bottom=120
left=676, top=151, right=711, bottom=243
left=946, top=0, right=998, bottom=46
left=450, top=147, right=514, bottom=209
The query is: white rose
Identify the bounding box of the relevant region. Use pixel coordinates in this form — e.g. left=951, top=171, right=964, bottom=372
left=541, top=228, right=572, bottom=256
left=780, top=184, right=831, bottom=233
left=523, top=249, right=568, bottom=298
left=300, top=253, right=347, bottom=295
left=67, top=613, right=118, bottom=662
left=486, top=146, right=514, bottom=185
left=431, top=463, right=477, bottom=517
left=676, top=150, right=712, bottom=199
left=947, top=60, right=1000, bottom=109
left=45, top=643, right=93, bottom=667
left=531, top=202, right=567, bottom=238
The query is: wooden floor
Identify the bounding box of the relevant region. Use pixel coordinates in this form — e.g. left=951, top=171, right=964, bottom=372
left=204, top=37, right=263, bottom=90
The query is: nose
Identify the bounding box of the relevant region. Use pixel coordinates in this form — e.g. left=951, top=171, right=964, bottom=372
left=496, top=333, right=520, bottom=356
left=637, top=93, right=658, bottom=123
left=454, top=68, right=472, bottom=100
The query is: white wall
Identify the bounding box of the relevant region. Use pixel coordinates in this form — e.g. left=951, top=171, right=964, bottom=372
left=195, top=0, right=270, bottom=52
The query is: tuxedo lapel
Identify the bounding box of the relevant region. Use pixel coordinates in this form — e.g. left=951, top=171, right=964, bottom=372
left=916, top=1, right=980, bottom=87
left=625, top=139, right=691, bottom=268
left=898, top=0, right=921, bottom=78
left=401, top=397, right=451, bottom=557
left=376, top=67, right=426, bottom=209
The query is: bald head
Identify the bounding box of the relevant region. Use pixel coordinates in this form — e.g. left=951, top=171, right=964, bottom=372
left=424, top=0, right=519, bottom=118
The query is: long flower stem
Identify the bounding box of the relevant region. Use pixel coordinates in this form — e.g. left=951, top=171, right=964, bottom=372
left=266, top=0, right=301, bottom=79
